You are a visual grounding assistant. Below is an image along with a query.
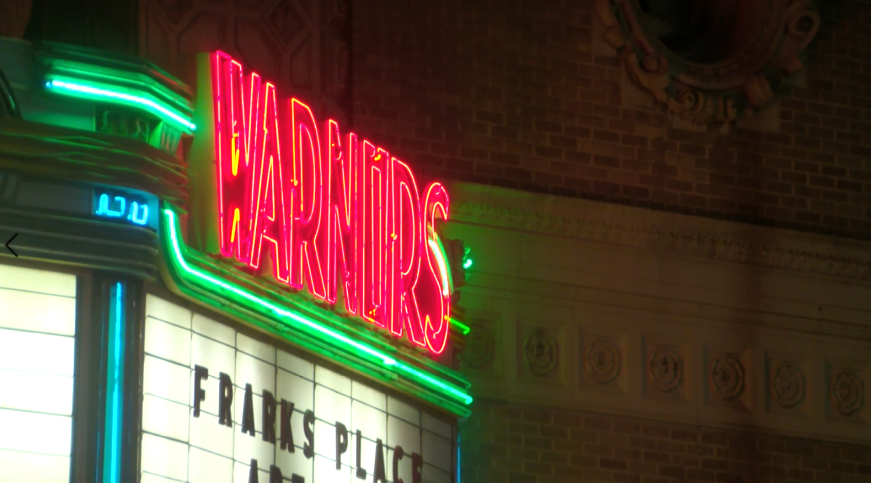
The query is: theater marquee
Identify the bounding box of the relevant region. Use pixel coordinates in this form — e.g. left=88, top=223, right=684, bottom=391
left=141, top=51, right=472, bottom=483
left=141, top=296, right=454, bottom=483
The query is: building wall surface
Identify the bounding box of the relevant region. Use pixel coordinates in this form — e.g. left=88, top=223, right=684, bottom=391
left=442, top=180, right=871, bottom=483
left=14, top=0, right=865, bottom=481
left=461, top=401, right=871, bottom=483
left=352, top=1, right=871, bottom=480
left=352, top=0, right=871, bottom=241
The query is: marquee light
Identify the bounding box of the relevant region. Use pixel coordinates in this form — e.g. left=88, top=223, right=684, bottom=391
left=450, top=318, right=471, bottom=336
left=102, top=282, right=125, bottom=483
left=210, top=51, right=454, bottom=356
left=161, top=208, right=473, bottom=407
left=45, top=79, right=196, bottom=132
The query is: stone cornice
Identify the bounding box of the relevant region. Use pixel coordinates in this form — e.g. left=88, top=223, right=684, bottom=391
left=448, top=182, right=871, bottom=284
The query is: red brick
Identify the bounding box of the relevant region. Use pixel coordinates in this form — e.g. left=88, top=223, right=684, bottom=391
left=355, top=0, right=871, bottom=264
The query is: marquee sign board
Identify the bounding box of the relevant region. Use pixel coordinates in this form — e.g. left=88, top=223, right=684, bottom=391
left=206, top=51, right=453, bottom=356
left=141, top=295, right=455, bottom=483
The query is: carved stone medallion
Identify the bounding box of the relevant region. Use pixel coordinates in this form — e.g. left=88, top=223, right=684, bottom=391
left=524, top=331, right=559, bottom=377
left=830, top=371, right=864, bottom=416
left=710, top=355, right=745, bottom=401
left=585, top=340, right=621, bottom=383
left=771, top=362, right=805, bottom=408
left=462, top=325, right=495, bottom=369
left=647, top=348, right=682, bottom=392
left=595, top=0, right=820, bottom=124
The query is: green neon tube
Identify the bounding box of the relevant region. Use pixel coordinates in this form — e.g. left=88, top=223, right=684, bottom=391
left=46, top=79, right=196, bottom=132
left=48, top=59, right=191, bottom=112
left=450, top=318, right=471, bottom=336
left=162, top=208, right=473, bottom=407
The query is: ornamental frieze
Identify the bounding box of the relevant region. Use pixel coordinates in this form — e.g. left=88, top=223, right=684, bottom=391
left=830, top=370, right=864, bottom=417
left=585, top=340, right=621, bottom=384
left=647, top=347, right=683, bottom=393
left=770, top=361, right=806, bottom=408
left=451, top=201, right=871, bottom=285
left=523, top=330, right=559, bottom=377
left=594, top=0, right=820, bottom=124
left=710, top=354, right=746, bottom=401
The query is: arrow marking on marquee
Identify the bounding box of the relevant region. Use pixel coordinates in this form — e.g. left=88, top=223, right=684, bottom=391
left=5, top=233, right=18, bottom=257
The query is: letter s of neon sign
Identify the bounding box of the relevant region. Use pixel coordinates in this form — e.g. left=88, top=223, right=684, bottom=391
left=211, top=51, right=451, bottom=355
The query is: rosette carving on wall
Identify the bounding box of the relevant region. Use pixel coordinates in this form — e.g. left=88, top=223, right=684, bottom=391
left=462, top=324, right=495, bottom=369
left=710, top=355, right=745, bottom=401
left=647, top=348, right=682, bottom=392
left=585, top=340, right=621, bottom=384
left=771, top=362, right=805, bottom=408
left=830, top=370, right=864, bottom=416
left=524, top=331, right=559, bottom=377
left=595, top=0, right=820, bottom=124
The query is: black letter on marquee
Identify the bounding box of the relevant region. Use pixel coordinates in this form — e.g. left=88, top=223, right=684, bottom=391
left=373, top=438, right=387, bottom=483
left=269, top=465, right=282, bottom=483
left=280, top=399, right=295, bottom=452
left=411, top=452, right=423, bottom=483
left=393, top=445, right=405, bottom=483
left=248, top=458, right=259, bottom=483
left=303, top=410, right=315, bottom=459
left=241, top=383, right=256, bottom=436
left=354, top=430, right=367, bottom=480
left=291, top=474, right=305, bottom=483
left=219, top=372, right=233, bottom=427
left=262, top=390, right=276, bottom=443
left=335, top=422, right=349, bottom=469
left=193, top=365, right=208, bottom=418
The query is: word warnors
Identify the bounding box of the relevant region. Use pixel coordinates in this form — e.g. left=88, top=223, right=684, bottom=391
left=211, top=51, right=451, bottom=355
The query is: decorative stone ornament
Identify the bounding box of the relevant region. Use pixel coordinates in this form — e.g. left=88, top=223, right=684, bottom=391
left=524, top=330, right=559, bottom=377
left=462, top=324, right=495, bottom=369
left=772, top=362, right=805, bottom=408
left=830, top=371, right=864, bottom=416
left=585, top=340, right=621, bottom=383
left=710, top=355, right=745, bottom=401
left=594, top=0, right=820, bottom=124
left=647, top=348, right=682, bottom=392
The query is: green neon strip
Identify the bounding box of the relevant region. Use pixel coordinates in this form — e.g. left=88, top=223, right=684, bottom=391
left=450, top=318, right=471, bottom=336
left=161, top=208, right=473, bottom=407
left=46, top=79, right=196, bottom=132
left=50, top=62, right=190, bottom=113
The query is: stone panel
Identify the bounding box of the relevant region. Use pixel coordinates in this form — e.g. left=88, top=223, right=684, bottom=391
left=449, top=181, right=871, bottom=445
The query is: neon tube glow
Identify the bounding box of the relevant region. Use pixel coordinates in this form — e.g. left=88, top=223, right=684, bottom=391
left=102, top=281, right=125, bottom=483
left=46, top=79, right=196, bottom=132
left=450, top=318, right=471, bottom=336
left=162, top=208, right=473, bottom=407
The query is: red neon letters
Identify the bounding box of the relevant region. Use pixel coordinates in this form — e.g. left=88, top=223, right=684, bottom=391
left=211, top=51, right=451, bottom=354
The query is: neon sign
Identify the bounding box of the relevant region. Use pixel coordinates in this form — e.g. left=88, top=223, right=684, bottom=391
left=93, top=188, right=155, bottom=228
left=211, top=52, right=451, bottom=355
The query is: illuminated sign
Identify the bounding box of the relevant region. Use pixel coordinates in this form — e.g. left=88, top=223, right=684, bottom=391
left=0, top=265, right=77, bottom=483
left=141, top=295, right=455, bottom=483
left=210, top=52, right=451, bottom=355
left=92, top=187, right=158, bottom=229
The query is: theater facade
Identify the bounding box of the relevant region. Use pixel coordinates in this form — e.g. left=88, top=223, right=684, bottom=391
left=0, top=39, right=471, bottom=483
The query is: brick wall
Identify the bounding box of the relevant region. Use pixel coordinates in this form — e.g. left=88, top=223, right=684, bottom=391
left=352, top=0, right=871, bottom=240
left=459, top=400, right=871, bottom=483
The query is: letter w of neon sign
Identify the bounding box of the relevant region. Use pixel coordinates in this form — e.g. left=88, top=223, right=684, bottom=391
left=211, top=51, right=451, bottom=355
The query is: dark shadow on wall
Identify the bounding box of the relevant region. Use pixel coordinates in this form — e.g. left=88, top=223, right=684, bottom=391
left=24, top=0, right=138, bottom=55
